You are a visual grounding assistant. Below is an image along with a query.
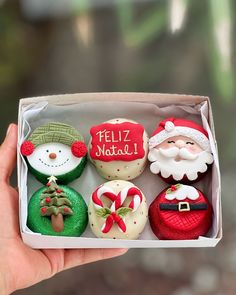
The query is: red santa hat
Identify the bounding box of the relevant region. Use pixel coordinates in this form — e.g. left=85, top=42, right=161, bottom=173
left=149, top=117, right=211, bottom=151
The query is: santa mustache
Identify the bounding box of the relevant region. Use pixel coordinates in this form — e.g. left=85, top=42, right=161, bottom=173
left=159, top=147, right=198, bottom=160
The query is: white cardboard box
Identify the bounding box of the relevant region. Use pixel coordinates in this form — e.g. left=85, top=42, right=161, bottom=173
left=18, top=92, right=222, bottom=248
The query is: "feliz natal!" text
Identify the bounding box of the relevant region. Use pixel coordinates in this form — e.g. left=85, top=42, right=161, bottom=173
left=90, top=122, right=145, bottom=162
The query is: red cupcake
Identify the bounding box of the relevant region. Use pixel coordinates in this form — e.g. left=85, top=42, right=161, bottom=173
left=149, top=184, right=213, bottom=240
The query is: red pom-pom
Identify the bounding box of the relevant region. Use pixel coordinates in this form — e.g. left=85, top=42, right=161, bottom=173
left=21, top=141, right=34, bottom=156
left=71, top=141, right=87, bottom=158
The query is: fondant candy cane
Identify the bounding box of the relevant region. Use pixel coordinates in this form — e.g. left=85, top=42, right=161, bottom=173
left=92, top=185, right=143, bottom=233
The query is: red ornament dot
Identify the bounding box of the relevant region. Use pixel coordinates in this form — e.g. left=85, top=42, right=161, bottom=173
left=56, top=189, right=62, bottom=193
left=64, top=207, right=69, bottom=213
left=41, top=207, right=47, bottom=213
left=45, top=197, right=51, bottom=203
left=46, top=182, right=51, bottom=187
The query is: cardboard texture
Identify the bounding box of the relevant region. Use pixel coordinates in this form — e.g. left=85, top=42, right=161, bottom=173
left=17, top=92, right=222, bottom=248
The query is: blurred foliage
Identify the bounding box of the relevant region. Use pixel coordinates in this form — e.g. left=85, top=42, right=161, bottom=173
left=117, top=1, right=167, bottom=47
left=0, top=3, right=30, bottom=89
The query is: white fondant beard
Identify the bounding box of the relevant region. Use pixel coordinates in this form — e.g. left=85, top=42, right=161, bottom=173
left=27, top=143, right=82, bottom=176
left=148, top=148, right=214, bottom=181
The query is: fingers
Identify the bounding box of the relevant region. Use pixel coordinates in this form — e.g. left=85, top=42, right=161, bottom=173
left=64, top=248, right=128, bottom=270
left=0, top=124, right=18, bottom=183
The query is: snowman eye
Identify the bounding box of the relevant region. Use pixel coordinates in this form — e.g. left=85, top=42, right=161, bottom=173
left=59, top=150, right=62, bottom=153
left=167, top=140, right=175, bottom=144
left=46, top=150, right=49, bottom=153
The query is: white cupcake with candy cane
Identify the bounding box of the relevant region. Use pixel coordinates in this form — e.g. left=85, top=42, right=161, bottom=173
left=88, top=180, right=148, bottom=239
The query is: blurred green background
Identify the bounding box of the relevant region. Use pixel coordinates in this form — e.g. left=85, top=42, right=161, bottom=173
left=1, top=0, right=235, bottom=294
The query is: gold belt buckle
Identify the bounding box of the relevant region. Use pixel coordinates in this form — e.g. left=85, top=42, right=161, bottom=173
left=178, top=201, right=190, bottom=212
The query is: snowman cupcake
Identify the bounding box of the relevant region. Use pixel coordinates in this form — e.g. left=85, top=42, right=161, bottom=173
left=88, top=118, right=149, bottom=180
left=21, top=122, right=87, bottom=184
left=88, top=180, right=148, bottom=239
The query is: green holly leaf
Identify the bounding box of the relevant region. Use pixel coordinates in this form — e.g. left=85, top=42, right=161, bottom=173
left=96, top=207, right=112, bottom=218
left=117, top=207, right=132, bottom=217
left=166, top=183, right=182, bottom=194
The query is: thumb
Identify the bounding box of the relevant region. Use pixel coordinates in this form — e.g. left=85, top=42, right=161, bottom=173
left=0, top=124, right=18, bottom=183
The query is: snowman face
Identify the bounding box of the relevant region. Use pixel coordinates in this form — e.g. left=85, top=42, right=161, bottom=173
left=27, top=142, right=82, bottom=176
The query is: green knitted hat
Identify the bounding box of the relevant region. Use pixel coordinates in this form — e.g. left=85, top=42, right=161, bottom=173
left=28, top=122, right=84, bottom=148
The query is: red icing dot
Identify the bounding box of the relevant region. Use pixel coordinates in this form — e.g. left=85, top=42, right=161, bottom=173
left=71, top=141, right=87, bottom=158
left=46, top=182, right=51, bottom=187
left=45, top=197, right=51, bottom=203
left=64, top=207, right=69, bottom=213
left=41, top=207, right=47, bottom=213
left=56, top=189, right=62, bottom=193
left=21, top=141, right=34, bottom=156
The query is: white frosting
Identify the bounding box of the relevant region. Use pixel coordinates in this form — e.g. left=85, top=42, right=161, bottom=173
left=148, top=149, right=213, bottom=181
left=88, top=180, right=148, bottom=240
left=27, top=142, right=82, bottom=176
left=165, top=184, right=199, bottom=200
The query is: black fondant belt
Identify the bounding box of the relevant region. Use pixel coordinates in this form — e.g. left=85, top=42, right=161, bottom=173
left=159, top=202, right=208, bottom=212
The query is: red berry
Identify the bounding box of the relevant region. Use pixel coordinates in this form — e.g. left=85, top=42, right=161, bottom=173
left=45, top=197, right=51, bottom=203
left=41, top=207, right=47, bottom=213
left=56, top=189, right=62, bottom=193
left=64, top=207, right=69, bottom=213
left=46, top=182, right=51, bottom=187
left=71, top=141, right=87, bottom=158
left=171, top=185, right=177, bottom=191
left=21, top=141, right=34, bottom=156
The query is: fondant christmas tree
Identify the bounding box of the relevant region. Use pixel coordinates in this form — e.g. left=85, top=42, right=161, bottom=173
left=40, top=176, right=73, bottom=232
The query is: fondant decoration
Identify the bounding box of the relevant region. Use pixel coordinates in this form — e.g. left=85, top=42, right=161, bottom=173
left=89, top=118, right=149, bottom=180
left=21, top=122, right=87, bottom=184
left=149, top=184, right=213, bottom=240
left=27, top=176, right=88, bottom=236
left=88, top=180, right=148, bottom=239
left=148, top=117, right=214, bottom=183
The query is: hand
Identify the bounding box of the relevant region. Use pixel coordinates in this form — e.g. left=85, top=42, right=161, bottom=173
left=0, top=124, right=128, bottom=295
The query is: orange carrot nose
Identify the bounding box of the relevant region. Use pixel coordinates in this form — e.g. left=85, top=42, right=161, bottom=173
left=49, top=153, right=57, bottom=159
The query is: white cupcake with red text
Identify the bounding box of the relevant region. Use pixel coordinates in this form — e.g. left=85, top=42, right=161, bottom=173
left=89, top=118, right=149, bottom=180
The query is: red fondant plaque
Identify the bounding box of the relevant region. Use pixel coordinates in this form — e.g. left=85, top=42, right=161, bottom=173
left=90, top=122, right=145, bottom=162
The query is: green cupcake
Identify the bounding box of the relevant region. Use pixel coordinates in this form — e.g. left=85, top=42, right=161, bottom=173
left=27, top=177, right=88, bottom=237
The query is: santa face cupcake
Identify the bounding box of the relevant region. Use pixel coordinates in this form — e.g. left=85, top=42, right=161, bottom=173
left=148, top=117, right=214, bottom=183
left=21, top=122, right=87, bottom=184
left=149, top=184, right=213, bottom=240
left=88, top=180, right=148, bottom=239
left=89, top=118, right=149, bottom=180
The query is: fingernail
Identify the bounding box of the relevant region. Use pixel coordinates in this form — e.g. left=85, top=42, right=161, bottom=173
left=116, top=248, right=129, bottom=254
left=6, top=124, right=13, bottom=136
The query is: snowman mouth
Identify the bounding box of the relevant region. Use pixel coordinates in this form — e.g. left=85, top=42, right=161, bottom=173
left=39, top=158, right=70, bottom=168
